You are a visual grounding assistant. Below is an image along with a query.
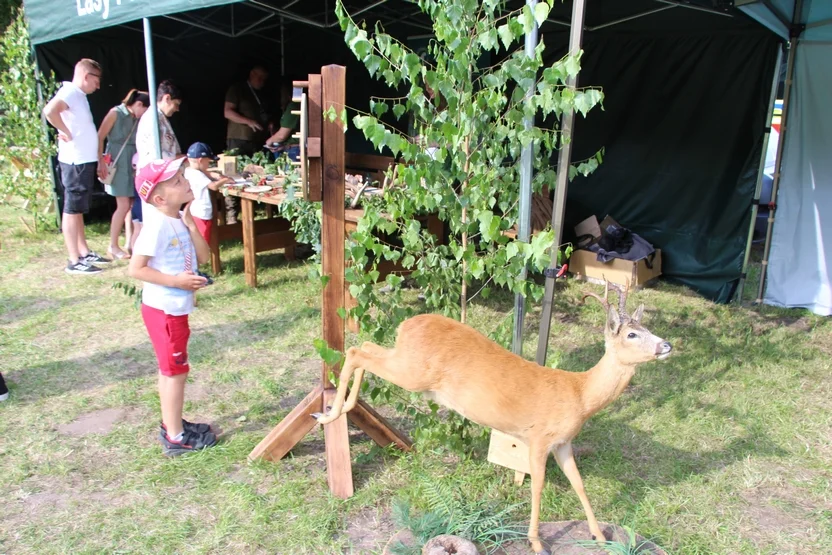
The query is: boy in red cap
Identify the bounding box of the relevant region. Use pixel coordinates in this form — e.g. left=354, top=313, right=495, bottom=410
left=128, top=158, right=217, bottom=456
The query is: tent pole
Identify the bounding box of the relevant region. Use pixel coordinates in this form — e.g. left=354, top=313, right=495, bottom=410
left=511, top=0, right=540, bottom=357
left=143, top=18, right=162, bottom=159
left=756, top=34, right=798, bottom=304
left=736, top=44, right=783, bottom=303
left=31, top=45, right=62, bottom=229
left=535, top=0, right=587, bottom=366
left=281, top=17, right=285, bottom=77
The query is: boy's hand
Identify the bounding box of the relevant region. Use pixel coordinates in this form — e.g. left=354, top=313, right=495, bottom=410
left=176, top=271, right=208, bottom=291
left=181, top=202, right=198, bottom=232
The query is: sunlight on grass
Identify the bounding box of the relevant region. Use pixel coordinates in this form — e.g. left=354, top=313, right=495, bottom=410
left=1, top=205, right=830, bottom=554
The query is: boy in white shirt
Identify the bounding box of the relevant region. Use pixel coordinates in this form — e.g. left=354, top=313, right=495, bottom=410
left=184, top=142, right=233, bottom=244
left=128, top=158, right=216, bottom=456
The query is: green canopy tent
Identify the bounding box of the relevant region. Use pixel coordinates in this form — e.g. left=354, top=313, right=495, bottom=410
left=22, top=0, right=782, bottom=307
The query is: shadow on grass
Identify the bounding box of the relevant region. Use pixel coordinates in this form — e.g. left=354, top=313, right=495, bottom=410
left=5, top=310, right=312, bottom=402
left=0, top=294, right=99, bottom=325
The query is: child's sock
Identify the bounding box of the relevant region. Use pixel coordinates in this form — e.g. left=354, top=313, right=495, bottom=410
left=168, top=431, right=184, bottom=442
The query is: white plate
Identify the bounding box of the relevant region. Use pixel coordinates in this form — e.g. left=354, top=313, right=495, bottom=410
left=244, top=185, right=272, bottom=194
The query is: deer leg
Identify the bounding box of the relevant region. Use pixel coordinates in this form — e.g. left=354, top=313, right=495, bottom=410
left=341, top=367, right=366, bottom=413
left=553, top=442, right=605, bottom=541
left=313, top=347, right=361, bottom=424
left=360, top=341, right=387, bottom=355
left=527, top=442, right=551, bottom=555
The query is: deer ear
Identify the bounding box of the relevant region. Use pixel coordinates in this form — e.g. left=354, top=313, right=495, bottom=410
left=632, top=303, right=645, bottom=323
left=607, top=305, right=621, bottom=334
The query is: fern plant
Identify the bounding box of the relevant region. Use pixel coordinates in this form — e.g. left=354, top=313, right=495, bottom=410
left=390, top=476, right=528, bottom=555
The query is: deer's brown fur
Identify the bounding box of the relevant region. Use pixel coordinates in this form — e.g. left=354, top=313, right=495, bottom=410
left=315, top=282, right=672, bottom=554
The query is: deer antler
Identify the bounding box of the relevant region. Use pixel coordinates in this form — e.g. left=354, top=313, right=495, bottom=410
left=607, top=280, right=630, bottom=317
left=581, top=278, right=610, bottom=310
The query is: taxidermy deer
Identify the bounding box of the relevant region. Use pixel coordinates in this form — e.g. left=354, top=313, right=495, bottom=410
left=314, top=281, right=672, bottom=554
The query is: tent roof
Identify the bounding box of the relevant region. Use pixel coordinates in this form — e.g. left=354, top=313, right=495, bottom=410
left=737, top=0, right=832, bottom=41
left=25, top=0, right=754, bottom=46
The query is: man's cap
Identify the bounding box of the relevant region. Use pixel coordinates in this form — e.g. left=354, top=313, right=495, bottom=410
left=186, top=142, right=218, bottom=160
left=135, top=157, right=186, bottom=202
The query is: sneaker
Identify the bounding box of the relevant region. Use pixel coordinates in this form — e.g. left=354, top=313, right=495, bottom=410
left=65, top=260, right=103, bottom=274
left=0, top=373, right=8, bottom=401
left=160, top=419, right=212, bottom=436
left=81, top=251, right=112, bottom=264
left=159, top=429, right=217, bottom=457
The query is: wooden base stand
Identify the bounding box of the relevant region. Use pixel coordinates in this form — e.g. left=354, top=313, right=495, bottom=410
left=248, top=66, right=411, bottom=499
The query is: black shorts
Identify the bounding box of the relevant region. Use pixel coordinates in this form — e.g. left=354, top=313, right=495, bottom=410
left=60, top=161, right=97, bottom=215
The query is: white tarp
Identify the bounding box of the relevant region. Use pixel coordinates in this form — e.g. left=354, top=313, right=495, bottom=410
left=764, top=43, right=832, bottom=315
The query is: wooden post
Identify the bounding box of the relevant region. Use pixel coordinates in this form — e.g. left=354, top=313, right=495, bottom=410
left=319, top=65, right=353, bottom=499
left=241, top=198, right=257, bottom=288
left=248, top=67, right=412, bottom=500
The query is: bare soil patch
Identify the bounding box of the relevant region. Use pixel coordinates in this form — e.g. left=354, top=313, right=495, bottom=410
left=57, top=407, right=142, bottom=436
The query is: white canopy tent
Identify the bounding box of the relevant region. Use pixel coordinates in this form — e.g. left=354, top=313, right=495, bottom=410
left=738, top=0, right=832, bottom=315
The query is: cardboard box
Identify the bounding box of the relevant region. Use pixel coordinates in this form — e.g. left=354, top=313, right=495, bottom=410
left=216, top=154, right=239, bottom=176
left=569, top=248, right=662, bottom=288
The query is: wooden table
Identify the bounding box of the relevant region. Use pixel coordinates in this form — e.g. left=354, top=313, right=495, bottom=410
left=217, top=187, right=298, bottom=288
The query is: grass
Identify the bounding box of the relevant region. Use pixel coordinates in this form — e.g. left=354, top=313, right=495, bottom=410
left=1, top=204, right=831, bottom=554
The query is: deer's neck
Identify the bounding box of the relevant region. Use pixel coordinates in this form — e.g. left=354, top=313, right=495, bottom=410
left=580, top=352, right=637, bottom=418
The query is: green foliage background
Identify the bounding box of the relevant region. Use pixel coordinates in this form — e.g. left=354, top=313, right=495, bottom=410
left=0, top=5, right=58, bottom=231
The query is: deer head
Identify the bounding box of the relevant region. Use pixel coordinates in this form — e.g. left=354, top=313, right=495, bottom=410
left=582, top=280, right=672, bottom=366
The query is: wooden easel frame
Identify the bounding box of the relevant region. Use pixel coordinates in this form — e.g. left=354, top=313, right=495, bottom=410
left=248, top=65, right=411, bottom=499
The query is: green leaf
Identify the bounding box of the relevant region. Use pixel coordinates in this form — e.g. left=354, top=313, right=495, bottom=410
left=392, top=104, right=406, bottom=119
left=497, top=24, right=514, bottom=50
left=313, top=338, right=343, bottom=367
left=534, top=2, right=551, bottom=27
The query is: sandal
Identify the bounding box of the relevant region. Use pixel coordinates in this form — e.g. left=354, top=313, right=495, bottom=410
left=107, top=247, right=131, bottom=260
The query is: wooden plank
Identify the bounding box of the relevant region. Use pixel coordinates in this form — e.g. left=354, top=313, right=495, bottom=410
left=348, top=399, right=412, bottom=452
left=209, top=192, right=222, bottom=274
left=323, top=387, right=354, bottom=499
left=487, top=429, right=531, bottom=474
left=307, top=74, right=323, bottom=201
left=241, top=197, right=257, bottom=288
left=320, top=65, right=353, bottom=500
left=255, top=230, right=297, bottom=253
left=248, top=385, right=323, bottom=462
left=253, top=217, right=291, bottom=234
left=321, top=65, right=346, bottom=387
left=217, top=222, right=243, bottom=242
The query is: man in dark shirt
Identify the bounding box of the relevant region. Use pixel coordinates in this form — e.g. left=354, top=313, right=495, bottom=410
left=224, top=65, right=270, bottom=156
left=266, top=83, right=301, bottom=162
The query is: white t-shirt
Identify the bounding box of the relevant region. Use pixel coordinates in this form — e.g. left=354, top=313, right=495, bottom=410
left=136, top=109, right=180, bottom=167
left=136, top=109, right=181, bottom=226
left=185, top=167, right=214, bottom=221
left=54, top=82, right=98, bottom=165
left=133, top=213, right=196, bottom=316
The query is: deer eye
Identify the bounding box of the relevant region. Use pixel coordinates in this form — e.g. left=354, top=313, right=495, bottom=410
left=627, top=332, right=638, bottom=339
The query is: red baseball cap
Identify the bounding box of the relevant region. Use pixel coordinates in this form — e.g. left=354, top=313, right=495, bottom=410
left=135, top=157, right=186, bottom=203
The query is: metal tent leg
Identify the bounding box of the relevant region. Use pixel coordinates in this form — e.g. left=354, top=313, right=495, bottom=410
left=756, top=36, right=798, bottom=304
left=143, top=18, right=162, bottom=159
left=536, top=0, right=587, bottom=366
left=736, top=45, right=783, bottom=303
left=512, top=0, right=541, bottom=357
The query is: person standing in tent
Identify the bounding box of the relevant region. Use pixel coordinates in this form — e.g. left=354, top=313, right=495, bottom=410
left=43, top=58, right=111, bottom=275
left=134, top=79, right=184, bottom=238
left=224, top=65, right=270, bottom=157
left=223, top=65, right=270, bottom=224
left=265, top=81, right=301, bottom=162
left=97, top=89, right=150, bottom=259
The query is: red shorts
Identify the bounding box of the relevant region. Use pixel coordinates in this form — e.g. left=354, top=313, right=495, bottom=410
left=192, top=216, right=213, bottom=245
left=141, top=304, right=191, bottom=376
